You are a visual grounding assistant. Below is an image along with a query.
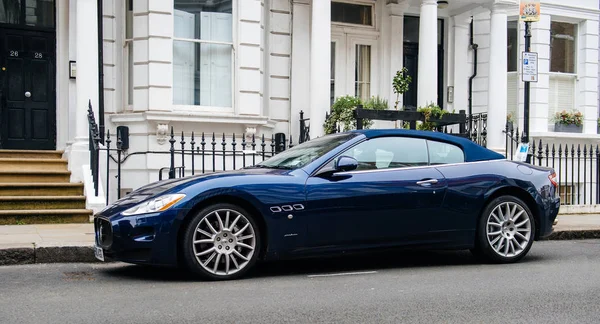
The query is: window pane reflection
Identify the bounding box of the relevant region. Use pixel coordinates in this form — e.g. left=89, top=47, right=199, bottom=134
left=25, top=0, right=54, bottom=28
left=330, top=42, right=335, bottom=106
left=173, top=41, right=232, bottom=107
left=355, top=45, right=371, bottom=100
left=0, top=0, right=21, bottom=24
left=550, top=22, right=576, bottom=73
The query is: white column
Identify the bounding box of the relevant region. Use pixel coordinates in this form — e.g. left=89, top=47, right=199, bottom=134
left=578, top=19, right=599, bottom=134
left=486, top=5, right=508, bottom=152
left=452, top=15, right=471, bottom=114
left=56, top=0, right=69, bottom=149
left=68, top=0, right=99, bottom=183
left=527, top=14, right=550, bottom=133
left=290, top=0, right=310, bottom=140
left=417, top=0, right=438, bottom=107
left=388, top=2, right=409, bottom=108
left=238, top=0, right=262, bottom=116
left=309, top=0, right=330, bottom=138
left=75, top=0, right=99, bottom=142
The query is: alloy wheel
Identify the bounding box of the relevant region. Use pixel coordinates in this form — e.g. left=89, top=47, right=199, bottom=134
left=192, top=209, right=256, bottom=276
left=486, top=201, right=532, bottom=258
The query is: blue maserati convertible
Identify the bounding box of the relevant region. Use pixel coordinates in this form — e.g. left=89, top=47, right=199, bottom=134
left=94, top=129, right=560, bottom=280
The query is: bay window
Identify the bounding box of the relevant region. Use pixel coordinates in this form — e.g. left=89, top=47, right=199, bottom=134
left=173, top=0, right=233, bottom=108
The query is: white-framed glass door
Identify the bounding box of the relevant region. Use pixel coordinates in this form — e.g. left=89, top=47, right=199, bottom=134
left=330, top=32, right=378, bottom=105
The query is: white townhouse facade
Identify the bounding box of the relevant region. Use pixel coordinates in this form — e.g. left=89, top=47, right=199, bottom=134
left=0, top=0, right=599, bottom=206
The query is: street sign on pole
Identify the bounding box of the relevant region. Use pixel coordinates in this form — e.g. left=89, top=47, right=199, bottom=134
left=522, top=52, right=538, bottom=82
left=520, top=0, right=541, bottom=22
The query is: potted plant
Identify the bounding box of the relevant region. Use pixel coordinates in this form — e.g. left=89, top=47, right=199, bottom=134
left=392, top=68, right=412, bottom=129
left=323, top=95, right=387, bottom=134
left=417, top=103, right=447, bottom=131
left=506, top=112, right=515, bottom=132
left=553, top=110, right=583, bottom=133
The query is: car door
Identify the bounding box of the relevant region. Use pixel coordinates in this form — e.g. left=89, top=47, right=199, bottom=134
left=304, top=136, right=448, bottom=249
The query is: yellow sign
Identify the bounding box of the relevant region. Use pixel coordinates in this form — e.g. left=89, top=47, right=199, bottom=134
left=520, top=0, right=540, bottom=22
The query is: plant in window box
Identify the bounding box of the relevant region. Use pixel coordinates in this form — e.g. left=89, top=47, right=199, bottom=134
left=417, top=103, right=447, bottom=131
left=553, top=110, right=583, bottom=133
left=506, top=112, right=515, bottom=132
left=323, top=96, right=387, bottom=134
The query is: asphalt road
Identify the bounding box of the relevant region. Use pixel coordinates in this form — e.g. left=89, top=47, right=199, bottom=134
left=0, top=240, right=599, bottom=324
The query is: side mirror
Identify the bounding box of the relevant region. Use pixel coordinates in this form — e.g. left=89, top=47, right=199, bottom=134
left=335, top=156, right=358, bottom=172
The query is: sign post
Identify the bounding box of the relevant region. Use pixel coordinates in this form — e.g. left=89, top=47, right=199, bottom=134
left=519, top=0, right=540, bottom=163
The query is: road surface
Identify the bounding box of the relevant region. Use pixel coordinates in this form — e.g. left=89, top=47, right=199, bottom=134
left=1, top=240, right=599, bottom=324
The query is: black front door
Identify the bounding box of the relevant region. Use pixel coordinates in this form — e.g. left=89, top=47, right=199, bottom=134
left=0, top=29, right=55, bottom=150
left=402, top=43, right=445, bottom=110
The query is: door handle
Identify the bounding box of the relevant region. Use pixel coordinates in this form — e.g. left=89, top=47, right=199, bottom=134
left=416, top=179, right=438, bottom=186
left=25, top=91, right=31, bottom=98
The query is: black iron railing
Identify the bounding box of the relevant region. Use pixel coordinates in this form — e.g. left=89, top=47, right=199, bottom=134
left=87, top=106, right=303, bottom=203
left=88, top=102, right=597, bottom=206
left=504, top=125, right=600, bottom=205
left=87, top=101, right=101, bottom=197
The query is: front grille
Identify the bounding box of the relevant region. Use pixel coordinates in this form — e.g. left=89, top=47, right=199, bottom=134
left=95, top=218, right=113, bottom=249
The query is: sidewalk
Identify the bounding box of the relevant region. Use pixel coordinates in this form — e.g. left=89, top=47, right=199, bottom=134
left=1, top=215, right=599, bottom=266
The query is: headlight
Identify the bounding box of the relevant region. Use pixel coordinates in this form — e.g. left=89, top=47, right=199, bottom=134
left=122, top=194, right=186, bottom=216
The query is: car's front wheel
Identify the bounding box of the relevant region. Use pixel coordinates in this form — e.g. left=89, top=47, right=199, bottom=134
left=472, top=195, right=535, bottom=263
left=182, top=203, right=261, bottom=280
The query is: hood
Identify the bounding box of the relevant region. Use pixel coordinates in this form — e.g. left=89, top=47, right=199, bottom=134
left=98, top=167, right=294, bottom=216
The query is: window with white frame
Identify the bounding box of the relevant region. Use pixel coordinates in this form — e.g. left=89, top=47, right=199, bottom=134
left=331, top=2, right=374, bottom=27
left=173, top=0, right=233, bottom=108
left=549, top=21, right=577, bottom=125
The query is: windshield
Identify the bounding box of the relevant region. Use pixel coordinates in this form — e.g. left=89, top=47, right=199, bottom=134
left=256, top=133, right=358, bottom=170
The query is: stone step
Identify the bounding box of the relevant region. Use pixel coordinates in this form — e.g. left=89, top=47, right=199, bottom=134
left=0, top=171, right=71, bottom=183
left=0, top=158, right=68, bottom=172
left=0, top=209, right=92, bottom=225
left=0, top=196, right=86, bottom=210
left=0, top=183, right=84, bottom=196
left=0, top=150, right=64, bottom=159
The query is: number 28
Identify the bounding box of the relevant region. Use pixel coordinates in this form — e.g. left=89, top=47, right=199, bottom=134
left=34, top=52, right=43, bottom=59
left=9, top=50, right=18, bottom=57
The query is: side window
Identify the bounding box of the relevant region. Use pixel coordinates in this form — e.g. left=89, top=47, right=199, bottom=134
left=342, top=137, right=429, bottom=170
left=427, top=140, right=465, bottom=165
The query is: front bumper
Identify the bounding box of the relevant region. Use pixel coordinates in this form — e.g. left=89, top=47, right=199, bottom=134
left=94, top=210, right=180, bottom=266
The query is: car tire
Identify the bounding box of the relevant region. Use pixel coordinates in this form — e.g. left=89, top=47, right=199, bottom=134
left=471, top=195, right=536, bottom=264
left=182, top=203, right=261, bottom=280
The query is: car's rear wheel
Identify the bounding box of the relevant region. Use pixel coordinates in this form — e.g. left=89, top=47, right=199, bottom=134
left=182, top=203, right=261, bottom=280
left=472, top=196, right=535, bottom=263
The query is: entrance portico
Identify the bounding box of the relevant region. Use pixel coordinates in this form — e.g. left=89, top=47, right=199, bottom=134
left=298, top=0, right=514, bottom=152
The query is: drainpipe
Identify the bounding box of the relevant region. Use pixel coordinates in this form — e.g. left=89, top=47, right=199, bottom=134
left=97, top=0, right=105, bottom=143
left=468, top=17, right=477, bottom=132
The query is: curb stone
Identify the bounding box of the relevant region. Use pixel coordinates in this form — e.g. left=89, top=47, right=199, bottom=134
left=543, top=229, right=600, bottom=241
left=1, top=230, right=599, bottom=266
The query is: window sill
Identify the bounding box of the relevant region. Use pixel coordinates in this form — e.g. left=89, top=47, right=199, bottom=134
left=531, top=131, right=600, bottom=140
left=108, top=111, right=277, bottom=128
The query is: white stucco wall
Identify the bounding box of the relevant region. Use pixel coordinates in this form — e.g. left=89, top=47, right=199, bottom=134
left=56, top=0, right=600, bottom=203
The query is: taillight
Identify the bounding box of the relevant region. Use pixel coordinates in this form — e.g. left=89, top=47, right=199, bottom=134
left=548, top=172, right=558, bottom=188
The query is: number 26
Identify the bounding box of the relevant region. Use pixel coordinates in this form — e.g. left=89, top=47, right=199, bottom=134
left=9, top=50, right=18, bottom=57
